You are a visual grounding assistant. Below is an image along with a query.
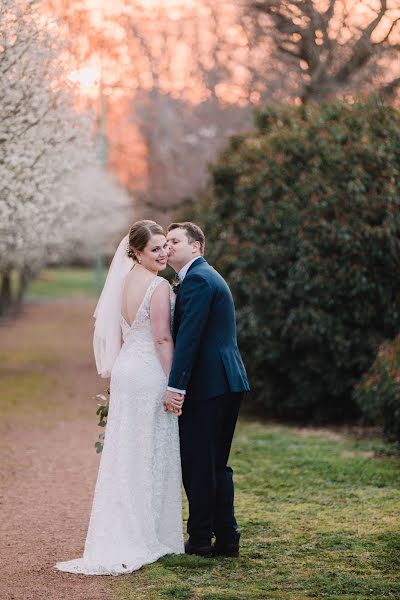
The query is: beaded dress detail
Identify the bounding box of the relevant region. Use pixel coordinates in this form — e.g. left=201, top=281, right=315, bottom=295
left=56, top=277, right=184, bottom=575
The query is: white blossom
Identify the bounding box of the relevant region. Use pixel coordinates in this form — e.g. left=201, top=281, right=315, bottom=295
left=0, top=0, right=131, bottom=278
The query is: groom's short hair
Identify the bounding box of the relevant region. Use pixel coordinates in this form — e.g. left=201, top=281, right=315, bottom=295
left=168, top=222, right=205, bottom=255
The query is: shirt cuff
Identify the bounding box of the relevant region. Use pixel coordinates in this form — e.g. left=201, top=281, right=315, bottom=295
left=167, top=386, right=186, bottom=395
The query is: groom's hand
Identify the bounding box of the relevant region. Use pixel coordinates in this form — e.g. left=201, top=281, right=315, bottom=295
left=163, top=390, right=184, bottom=416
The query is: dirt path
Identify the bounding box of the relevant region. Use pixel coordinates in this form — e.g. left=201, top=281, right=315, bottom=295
left=0, top=302, right=115, bottom=600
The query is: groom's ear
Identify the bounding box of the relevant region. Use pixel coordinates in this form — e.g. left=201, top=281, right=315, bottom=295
left=192, top=240, right=201, bottom=252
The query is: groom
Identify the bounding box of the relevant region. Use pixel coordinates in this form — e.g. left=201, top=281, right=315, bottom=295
left=164, top=222, right=249, bottom=558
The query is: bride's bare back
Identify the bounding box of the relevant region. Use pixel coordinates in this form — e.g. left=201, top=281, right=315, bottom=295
left=121, top=265, right=156, bottom=326
left=121, top=265, right=174, bottom=381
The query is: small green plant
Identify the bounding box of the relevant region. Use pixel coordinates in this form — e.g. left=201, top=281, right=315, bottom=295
left=354, top=335, right=400, bottom=443
left=95, top=389, right=109, bottom=453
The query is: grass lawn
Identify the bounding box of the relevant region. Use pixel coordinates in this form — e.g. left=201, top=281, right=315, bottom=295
left=26, top=268, right=105, bottom=300
left=112, top=420, right=400, bottom=600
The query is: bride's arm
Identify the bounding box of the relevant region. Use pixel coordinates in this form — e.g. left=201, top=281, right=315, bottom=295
left=150, top=281, right=174, bottom=377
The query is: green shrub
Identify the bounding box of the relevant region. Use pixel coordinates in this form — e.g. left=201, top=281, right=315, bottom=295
left=190, top=99, right=400, bottom=422
left=354, top=336, right=400, bottom=442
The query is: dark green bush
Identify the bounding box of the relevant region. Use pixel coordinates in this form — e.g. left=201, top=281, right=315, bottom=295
left=354, top=336, right=400, bottom=442
left=191, top=99, right=400, bottom=421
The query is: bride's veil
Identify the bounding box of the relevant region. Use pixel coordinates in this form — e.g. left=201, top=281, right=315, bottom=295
left=93, top=234, right=132, bottom=377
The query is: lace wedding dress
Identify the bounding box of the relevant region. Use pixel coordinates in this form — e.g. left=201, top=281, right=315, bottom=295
left=56, top=277, right=184, bottom=575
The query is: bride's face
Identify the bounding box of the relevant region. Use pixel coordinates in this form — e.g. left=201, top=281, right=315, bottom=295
left=137, top=234, right=168, bottom=273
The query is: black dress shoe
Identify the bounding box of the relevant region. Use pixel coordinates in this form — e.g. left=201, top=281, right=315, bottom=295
left=212, top=542, right=240, bottom=558
left=184, top=540, right=213, bottom=557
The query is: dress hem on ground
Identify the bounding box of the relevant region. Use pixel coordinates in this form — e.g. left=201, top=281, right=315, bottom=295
left=55, top=545, right=184, bottom=576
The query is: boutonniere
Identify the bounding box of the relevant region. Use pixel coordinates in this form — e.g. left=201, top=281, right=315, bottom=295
left=172, top=277, right=181, bottom=295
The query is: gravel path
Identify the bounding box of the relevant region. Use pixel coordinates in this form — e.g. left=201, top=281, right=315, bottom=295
left=0, top=302, right=114, bottom=600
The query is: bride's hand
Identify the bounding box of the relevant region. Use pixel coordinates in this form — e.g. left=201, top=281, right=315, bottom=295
left=164, top=403, right=182, bottom=416
left=163, top=390, right=184, bottom=415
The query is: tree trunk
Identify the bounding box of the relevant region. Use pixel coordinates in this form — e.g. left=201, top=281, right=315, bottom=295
left=14, top=268, right=30, bottom=314
left=0, top=271, right=12, bottom=317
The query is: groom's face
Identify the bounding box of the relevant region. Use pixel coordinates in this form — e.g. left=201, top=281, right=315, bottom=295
left=167, top=228, right=196, bottom=271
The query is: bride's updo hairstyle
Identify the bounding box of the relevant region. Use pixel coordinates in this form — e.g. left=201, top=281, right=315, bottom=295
left=127, top=220, right=165, bottom=262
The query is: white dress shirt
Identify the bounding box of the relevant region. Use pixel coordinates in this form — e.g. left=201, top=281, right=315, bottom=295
left=167, top=255, right=202, bottom=395
left=177, top=256, right=202, bottom=282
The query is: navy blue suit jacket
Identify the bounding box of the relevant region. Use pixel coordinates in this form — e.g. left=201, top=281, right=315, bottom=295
left=168, top=257, right=249, bottom=403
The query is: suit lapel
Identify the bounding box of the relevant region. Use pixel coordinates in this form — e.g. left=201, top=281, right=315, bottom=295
left=173, top=257, right=206, bottom=337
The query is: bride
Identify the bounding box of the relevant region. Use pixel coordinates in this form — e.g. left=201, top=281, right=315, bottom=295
left=56, top=220, right=185, bottom=576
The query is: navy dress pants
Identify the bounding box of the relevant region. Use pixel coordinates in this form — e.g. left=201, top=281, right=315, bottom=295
left=179, top=391, right=242, bottom=547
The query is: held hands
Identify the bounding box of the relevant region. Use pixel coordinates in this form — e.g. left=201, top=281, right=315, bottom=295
left=163, top=390, right=185, bottom=416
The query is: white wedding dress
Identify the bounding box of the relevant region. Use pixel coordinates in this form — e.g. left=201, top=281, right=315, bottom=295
left=56, top=276, right=184, bottom=575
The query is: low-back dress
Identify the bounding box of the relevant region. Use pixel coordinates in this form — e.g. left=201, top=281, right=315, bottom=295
left=56, top=276, right=184, bottom=575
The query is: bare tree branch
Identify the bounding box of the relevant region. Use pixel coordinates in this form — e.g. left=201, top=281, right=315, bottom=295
left=380, top=76, right=400, bottom=99
left=251, top=0, right=400, bottom=102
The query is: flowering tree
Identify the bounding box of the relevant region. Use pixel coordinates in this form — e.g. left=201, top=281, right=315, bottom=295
left=0, top=0, right=131, bottom=315
left=50, top=164, right=132, bottom=265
